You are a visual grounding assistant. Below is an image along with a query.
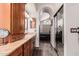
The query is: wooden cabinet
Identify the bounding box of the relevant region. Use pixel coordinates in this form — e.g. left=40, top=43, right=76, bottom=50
left=9, top=46, right=23, bottom=56
left=11, top=3, right=25, bottom=34
left=23, top=38, right=34, bottom=56
left=9, top=3, right=25, bottom=42
left=23, top=41, right=29, bottom=56
left=9, top=35, right=35, bottom=56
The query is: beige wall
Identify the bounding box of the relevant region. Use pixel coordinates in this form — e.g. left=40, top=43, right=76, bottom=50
left=0, top=4, right=10, bottom=44
left=0, top=3, right=10, bottom=31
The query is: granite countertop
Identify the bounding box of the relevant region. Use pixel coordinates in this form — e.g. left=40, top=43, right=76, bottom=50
left=0, top=33, right=36, bottom=56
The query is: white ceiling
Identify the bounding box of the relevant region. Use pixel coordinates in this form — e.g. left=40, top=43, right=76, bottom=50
left=40, top=12, right=50, bottom=21
left=35, top=3, right=62, bottom=15
left=25, top=3, right=37, bottom=18
left=25, top=3, right=63, bottom=21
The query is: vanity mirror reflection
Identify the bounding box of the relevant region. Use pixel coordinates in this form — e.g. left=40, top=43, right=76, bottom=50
left=30, top=18, right=36, bottom=29
left=25, top=11, right=36, bottom=33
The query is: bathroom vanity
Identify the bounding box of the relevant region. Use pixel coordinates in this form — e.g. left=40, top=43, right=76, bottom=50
left=0, top=33, right=36, bottom=56
left=0, top=3, right=36, bottom=56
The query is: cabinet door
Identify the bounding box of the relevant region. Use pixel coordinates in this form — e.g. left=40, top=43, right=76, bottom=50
left=10, top=3, right=25, bottom=42
left=11, top=3, right=19, bottom=34
left=9, top=46, right=23, bottom=56
left=23, top=39, right=33, bottom=56
left=18, top=3, right=25, bottom=33
left=11, top=3, right=25, bottom=34
left=24, top=41, right=29, bottom=56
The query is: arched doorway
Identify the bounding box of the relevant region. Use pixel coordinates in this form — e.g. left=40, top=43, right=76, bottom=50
left=39, top=7, right=53, bottom=43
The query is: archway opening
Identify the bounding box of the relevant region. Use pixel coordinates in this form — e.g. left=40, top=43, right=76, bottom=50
left=39, top=7, right=53, bottom=43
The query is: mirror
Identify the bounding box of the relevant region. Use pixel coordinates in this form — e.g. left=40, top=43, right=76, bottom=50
left=30, top=18, right=36, bottom=28
left=0, top=29, right=9, bottom=39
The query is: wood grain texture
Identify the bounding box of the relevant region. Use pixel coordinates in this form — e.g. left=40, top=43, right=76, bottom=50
left=10, top=3, right=25, bottom=43
left=33, top=38, right=64, bottom=56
